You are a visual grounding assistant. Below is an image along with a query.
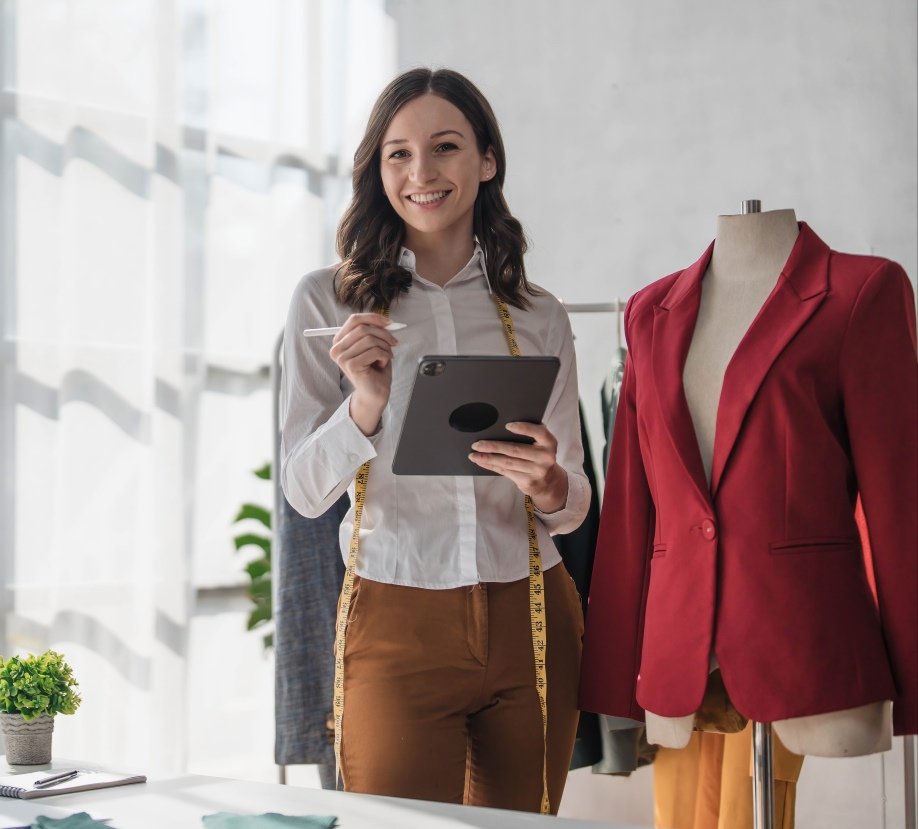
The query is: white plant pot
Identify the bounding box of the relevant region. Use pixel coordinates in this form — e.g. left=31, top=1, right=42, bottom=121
left=0, top=712, right=55, bottom=765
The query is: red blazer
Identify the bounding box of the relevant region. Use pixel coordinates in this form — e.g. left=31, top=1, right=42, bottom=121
left=579, top=224, right=917, bottom=736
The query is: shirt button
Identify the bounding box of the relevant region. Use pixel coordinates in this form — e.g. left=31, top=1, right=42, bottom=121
left=701, top=519, right=716, bottom=540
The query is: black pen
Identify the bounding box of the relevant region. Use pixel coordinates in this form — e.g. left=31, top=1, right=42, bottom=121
left=33, top=769, right=79, bottom=788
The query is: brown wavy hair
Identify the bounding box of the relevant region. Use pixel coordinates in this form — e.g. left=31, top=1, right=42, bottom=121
left=335, top=68, right=538, bottom=310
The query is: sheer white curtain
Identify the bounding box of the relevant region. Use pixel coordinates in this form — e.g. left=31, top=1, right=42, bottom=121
left=1, top=0, right=395, bottom=772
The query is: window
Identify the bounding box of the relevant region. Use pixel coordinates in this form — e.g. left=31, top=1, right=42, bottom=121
left=0, top=0, right=394, bottom=775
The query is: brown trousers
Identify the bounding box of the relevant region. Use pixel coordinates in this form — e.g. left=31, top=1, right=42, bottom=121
left=338, top=563, right=583, bottom=813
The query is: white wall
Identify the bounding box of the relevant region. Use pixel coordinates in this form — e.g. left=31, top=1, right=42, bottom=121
left=389, top=0, right=917, bottom=477
left=389, top=1, right=917, bottom=826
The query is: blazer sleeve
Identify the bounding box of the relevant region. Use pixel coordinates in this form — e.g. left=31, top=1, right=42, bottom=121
left=839, top=260, right=918, bottom=736
left=579, top=297, right=655, bottom=722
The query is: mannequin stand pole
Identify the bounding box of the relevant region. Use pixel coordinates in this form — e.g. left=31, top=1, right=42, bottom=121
left=905, top=735, right=917, bottom=829
left=738, top=198, right=775, bottom=829
left=752, top=721, right=775, bottom=829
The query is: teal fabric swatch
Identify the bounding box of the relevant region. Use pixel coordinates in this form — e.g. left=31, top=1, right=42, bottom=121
left=31, top=813, right=109, bottom=829
left=202, top=813, right=337, bottom=829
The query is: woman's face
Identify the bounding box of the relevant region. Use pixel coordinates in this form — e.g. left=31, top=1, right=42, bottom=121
left=379, top=93, right=495, bottom=242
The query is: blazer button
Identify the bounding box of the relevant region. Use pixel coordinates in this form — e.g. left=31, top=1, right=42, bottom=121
left=701, top=519, right=716, bottom=540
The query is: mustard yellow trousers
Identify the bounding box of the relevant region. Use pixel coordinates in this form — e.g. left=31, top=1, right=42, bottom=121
left=653, top=722, right=804, bottom=829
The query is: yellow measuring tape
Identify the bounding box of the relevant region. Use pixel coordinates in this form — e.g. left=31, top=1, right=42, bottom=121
left=332, top=306, right=388, bottom=795
left=494, top=296, right=550, bottom=815
left=333, top=298, right=550, bottom=814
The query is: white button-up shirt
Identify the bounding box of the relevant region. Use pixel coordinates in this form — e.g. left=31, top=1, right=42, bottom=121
left=280, top=245, right=590, bottom=589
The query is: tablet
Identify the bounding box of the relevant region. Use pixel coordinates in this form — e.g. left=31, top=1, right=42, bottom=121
left=392, top=355, right=560, bottom=476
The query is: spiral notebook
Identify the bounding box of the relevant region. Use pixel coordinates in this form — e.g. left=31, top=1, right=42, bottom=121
left=0, top=767, right=145, bottom=799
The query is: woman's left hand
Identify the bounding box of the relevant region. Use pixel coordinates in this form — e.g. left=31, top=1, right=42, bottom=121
left=468, top=421, right=569, bottom=514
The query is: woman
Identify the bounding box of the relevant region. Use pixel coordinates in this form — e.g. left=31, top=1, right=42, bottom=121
left=280, top=68, right=588, bottom=813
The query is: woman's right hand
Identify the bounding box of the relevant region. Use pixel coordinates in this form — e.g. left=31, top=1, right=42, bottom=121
left=329, top=313, right=399, bottom=435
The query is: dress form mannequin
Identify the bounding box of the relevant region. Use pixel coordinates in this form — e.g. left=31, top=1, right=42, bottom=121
left=644, top=207, right=892, bottom=759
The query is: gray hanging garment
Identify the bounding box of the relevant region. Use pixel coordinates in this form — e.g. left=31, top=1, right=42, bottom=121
left=600, top=346, right=627, bottom=473
left=274, top=492, right=348, bottom=788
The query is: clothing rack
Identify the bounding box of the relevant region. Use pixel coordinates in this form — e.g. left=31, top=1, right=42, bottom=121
left=562, top=300, right=626, bottom=350
left=562, top=301, right=626, bottom=314
left=271, top=329, right=286, bottom=784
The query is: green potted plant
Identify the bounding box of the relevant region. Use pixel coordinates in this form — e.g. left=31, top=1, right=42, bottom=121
left=0, top=650, right=82, bottom=764
left=232, top=462, right=274, bottom=650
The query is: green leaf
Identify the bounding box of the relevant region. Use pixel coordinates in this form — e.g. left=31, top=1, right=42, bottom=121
left=233, top=504, right=271, bottom=529
left=262, top=632, right=274, bottom=650
left=254, top=463, right=271, bottom=480
left=248, top=578, right=272, bottom=600
left=245, top=558, right=270, bottom=580
left=233, top=533, right=271, bottom=556
left=246, top=601, right=272, bottom=630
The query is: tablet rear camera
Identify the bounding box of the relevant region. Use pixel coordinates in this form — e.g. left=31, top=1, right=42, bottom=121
left=421, top=360, right=445, bottom=377
left=449, top=402, right=499, bottom=433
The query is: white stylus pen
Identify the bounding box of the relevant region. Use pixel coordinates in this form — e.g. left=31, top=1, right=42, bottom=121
left=302, top=322, right=406, bottom=338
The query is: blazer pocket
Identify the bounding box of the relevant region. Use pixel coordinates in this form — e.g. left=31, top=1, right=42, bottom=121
left=652, top=543, right=667, bottom=559
left=769, top=537, right=858, bottom=556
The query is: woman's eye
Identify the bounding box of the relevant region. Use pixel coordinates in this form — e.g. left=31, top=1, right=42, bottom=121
left=388, top=149, right=409, bottom=160
left=435, top=142, right=458, bottom=152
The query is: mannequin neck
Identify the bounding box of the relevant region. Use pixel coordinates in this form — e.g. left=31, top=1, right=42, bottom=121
left=708, top=208, right=799, bottom=284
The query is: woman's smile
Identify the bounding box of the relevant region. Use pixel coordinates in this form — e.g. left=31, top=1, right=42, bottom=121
left=406, top=189, right=452, bottom=208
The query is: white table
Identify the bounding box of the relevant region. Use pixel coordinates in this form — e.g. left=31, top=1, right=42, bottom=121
left=1, top=761, right=644, bottom=829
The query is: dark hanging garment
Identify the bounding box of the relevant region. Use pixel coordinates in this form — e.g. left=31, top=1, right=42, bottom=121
left=274, top=492, right=348, bottom=789
left=553, top=403, right=603, bottom=769
left=554, top=402, right=601, bottom=616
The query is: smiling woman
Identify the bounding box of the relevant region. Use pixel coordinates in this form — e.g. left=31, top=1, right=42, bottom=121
left=280, top=67, right=591, bottom=815
left=334, top=68, right=531, bottom=312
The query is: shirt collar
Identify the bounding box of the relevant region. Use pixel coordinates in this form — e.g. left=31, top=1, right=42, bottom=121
left=398, top=238, right=493, bottom=295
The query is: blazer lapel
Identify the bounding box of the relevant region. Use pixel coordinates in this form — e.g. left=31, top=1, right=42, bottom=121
left=651, top=243, right=714, bottom=509
left=709, top=223, right=830, bottom=496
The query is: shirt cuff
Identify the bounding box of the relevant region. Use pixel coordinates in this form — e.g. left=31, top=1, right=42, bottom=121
left=322, top=395, right=380, bottom=466
left=283, top=396, right=380, bottom=518
left=533, top=468, right=590, bottom=535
